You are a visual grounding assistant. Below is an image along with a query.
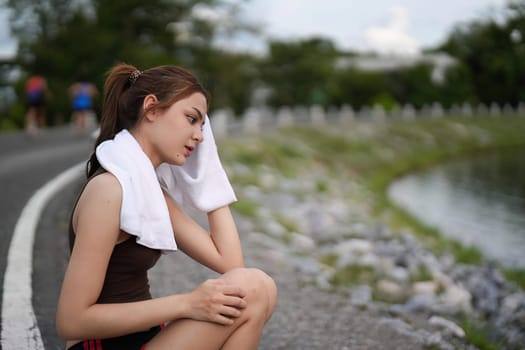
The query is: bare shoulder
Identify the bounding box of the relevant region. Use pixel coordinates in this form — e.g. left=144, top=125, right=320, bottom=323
left=73, top=172, right=122, bottom=241
left=78, top=172, right=122, bottom=209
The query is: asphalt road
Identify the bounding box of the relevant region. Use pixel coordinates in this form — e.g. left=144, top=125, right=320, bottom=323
left=0, top=127, right=92, bottom=350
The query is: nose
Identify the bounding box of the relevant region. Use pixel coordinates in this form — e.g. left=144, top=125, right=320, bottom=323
left=193, top=127, right=204, bottom=143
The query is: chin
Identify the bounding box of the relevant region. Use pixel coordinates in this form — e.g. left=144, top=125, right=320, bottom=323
left=172, top=157, right=186, bottom=166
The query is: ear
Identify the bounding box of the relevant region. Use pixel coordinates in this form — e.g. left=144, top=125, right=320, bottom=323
left=143, top=94, right=159, bottom=122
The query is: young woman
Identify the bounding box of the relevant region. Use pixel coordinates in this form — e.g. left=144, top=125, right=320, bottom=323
left=56, top=63, right=277, bottom=350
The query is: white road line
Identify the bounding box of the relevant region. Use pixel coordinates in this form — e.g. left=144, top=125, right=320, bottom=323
left=1, top=162, right=84, bottom=350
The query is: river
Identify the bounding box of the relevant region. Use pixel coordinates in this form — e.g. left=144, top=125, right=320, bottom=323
left=388, top=146, right=525, bottom=268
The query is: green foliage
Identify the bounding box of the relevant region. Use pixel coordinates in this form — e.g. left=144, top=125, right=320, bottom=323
left=274, top=214, right=299, bottom=233
left=410, top=264, right=433, bottom=282
left=460, top=317, right=504, bottom=350
left=330, top=264, right=376, bottom=286
left=440, top=1, right=525, bottom=106
left=329, top=68, right=386, bottom=109
left=262, top=37, right=338, bottom=107
left=502, top=268, right=525, bottom=290
left=231, top=199, right=259, bottom=218
left=320, top=253, right=338, bottom=267
left=2, top=0, right=525, bottom=131
left=0, top=0, right=256, bottom=128
left=315, top=179, right=329, bottom=193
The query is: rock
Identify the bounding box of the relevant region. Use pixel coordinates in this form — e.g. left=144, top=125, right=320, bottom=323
left=262, top=220, right=288, bottom=238
left=402, top=293, right=438, bottom=313
left=465, top=269, right=500, bottom=315
left=351, top=285, right=373, bottom=306
left=428, top=315, right=466, bottom=338
left=376, top=279, right=406, bottom=303
left=412, top=281, right=438, bottom=296
left=334, top=239, right=373, bottom=261
left=440, top=285, right=472, bottom=313
left=501, top=292, right=525, bottom=314
left=387, top=266, right=410, bottom=283
left=289, top=232, right=316, bottom=253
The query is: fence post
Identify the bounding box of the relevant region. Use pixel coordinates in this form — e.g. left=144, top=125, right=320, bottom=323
left=310, top=105, right=325, bottom=125
left=490, top=102, right=501, bottom=117
left=277, top=107, right=294, bottom=127
left=243, top=107, right=261, bottom=134
left=339, top=104, right=355, bottom=123
left=430, top=102, right=444, bottom=118
left=460, top=103, right=473, bottom=117
left=210, top=108, right=231, bottom=139
left=401, top=104, right=416, bottom=120
left=371, top=104, right=386, bottom=122
left=518, top=102, right=525, bottom=116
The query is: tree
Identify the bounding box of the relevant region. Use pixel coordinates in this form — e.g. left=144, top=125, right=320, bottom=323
left=440, top=0, right=525, bottom=106
left=1, top=0, right=256, bottom=126
left=330, top=67, right=387, bottom=110
left=261, top=37, right=338, bottom=107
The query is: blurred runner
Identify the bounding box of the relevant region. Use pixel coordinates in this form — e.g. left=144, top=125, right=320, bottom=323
left=24, top=74, right=48, bottom=135
left=69, top=80, right=98, bottom=134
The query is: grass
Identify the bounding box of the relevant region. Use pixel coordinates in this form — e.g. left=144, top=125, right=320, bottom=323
left=330, top=264, right=377, bottom=286
left=460, top=317, right=505, bottom=350
left=273, top=214, right=299, bottom=233
left=410, top=264, right=433, bottom=282
left=230, top=199, right=259, bottom=218
left=502, top=268, right=525, bottom=290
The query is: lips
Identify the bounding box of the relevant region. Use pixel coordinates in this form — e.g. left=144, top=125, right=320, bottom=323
left=184, top=145, right=194, bottom=157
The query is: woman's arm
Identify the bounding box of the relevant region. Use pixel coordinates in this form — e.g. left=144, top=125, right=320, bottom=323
left=56, top=174, right=246, bottom=340
left=164, top=193, right=244, bottom=273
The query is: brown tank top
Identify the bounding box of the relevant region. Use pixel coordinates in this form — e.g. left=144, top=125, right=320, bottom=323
left=69, top=169, right=161, bottom=304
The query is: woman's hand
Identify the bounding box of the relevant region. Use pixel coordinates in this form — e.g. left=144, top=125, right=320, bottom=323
left=185, top=279, right=247, bottom=325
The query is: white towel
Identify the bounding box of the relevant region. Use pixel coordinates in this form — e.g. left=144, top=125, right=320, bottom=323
left=96, top=130, right=177, bottom=252
left=156, top=114, right=237, bottom=212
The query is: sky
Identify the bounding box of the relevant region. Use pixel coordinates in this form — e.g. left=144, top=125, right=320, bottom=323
left=0, top=0, right=511, bottom=58
left=222, top=0, right=511, bottom=56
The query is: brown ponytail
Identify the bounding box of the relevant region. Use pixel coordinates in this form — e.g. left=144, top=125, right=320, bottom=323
left=86, top=63, right=209, bottom=178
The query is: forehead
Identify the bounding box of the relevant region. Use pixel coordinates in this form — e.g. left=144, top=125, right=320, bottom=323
left=173, top=92, right=207, bottom=112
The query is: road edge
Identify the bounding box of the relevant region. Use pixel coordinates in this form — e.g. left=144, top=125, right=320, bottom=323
left=1, top=162, right=84, bottom=350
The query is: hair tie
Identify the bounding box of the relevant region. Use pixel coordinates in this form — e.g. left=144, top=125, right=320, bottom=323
left=129, top=70, right=142, bottom=84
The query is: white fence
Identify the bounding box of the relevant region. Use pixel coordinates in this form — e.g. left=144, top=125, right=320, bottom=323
left=210, top=102, right=525, bottom=139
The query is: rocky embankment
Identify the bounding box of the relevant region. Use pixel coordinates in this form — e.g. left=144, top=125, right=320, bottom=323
left=153, top=118, right=525, bottom=349
left=222, top=148, right=525, bottom=349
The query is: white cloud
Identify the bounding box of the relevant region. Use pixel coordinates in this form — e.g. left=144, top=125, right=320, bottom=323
left=363, top=5, right=420, bottom=56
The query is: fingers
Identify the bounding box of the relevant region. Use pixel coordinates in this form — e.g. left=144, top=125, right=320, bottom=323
left=222, top=294, right=246, bottom=309
left=188, top=279, right=248, bottom=325
left=205, top=278, right=247, bottom=299
left=221, top=284, right=247, bottom=299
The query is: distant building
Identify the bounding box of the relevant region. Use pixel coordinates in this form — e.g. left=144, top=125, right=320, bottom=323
left=336, top=52, right=457, bottom=84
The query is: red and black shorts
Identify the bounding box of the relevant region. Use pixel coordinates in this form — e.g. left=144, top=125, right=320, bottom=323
left=67, top=325, right=162, bottom=350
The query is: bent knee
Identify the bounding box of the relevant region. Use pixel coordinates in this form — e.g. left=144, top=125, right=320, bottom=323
left=222, top=268, right=277, bottom=319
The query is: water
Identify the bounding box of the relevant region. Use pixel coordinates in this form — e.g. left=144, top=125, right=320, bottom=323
left=388, top=147, right=525, bottom=268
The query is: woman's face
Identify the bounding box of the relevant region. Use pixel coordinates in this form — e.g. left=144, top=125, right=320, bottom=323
left=152, top=92, right=207, bottom=167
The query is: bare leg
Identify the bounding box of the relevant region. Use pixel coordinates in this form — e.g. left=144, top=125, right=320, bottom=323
left=36, top=106, right=46, bottom=129
left=25, top=107, right=37, bottom=135
left=146, top=268, right=277, bottom=350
